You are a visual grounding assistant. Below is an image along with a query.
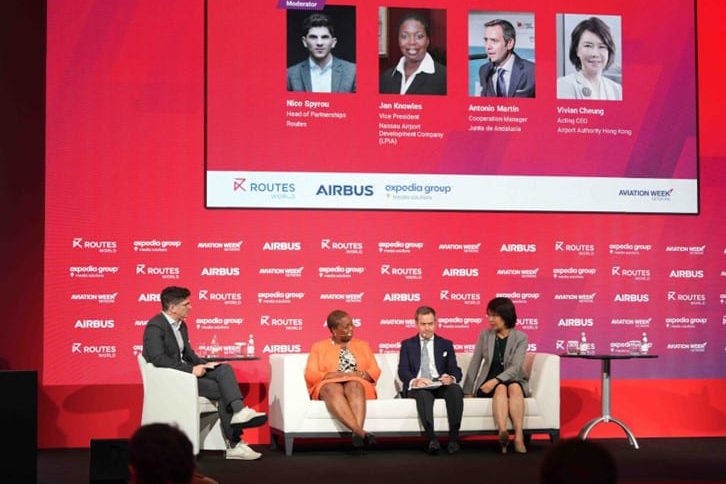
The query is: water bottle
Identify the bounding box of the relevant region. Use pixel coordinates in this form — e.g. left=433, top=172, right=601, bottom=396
left=210, top=334, right=219, bottom=356
left=579, top=332, right=588, bottom=355
left=640, top=332, right=649, bottom=355
left=246, top=334, right=255, bottom=357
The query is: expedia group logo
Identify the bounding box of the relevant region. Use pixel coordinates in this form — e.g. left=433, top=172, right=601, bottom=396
left=257, top=292, right=305, bottom=304
left=72, top=238, right=117, bottom=253
left=194, top=318, right=244, bottom=329
left=437, top=317, right=483, bottom=329
left=133, top=240, right=182, bottom=252
left=665, top=317, right=707, bottom=329
left=378, top=241, right=424, bottom=254
left=318, top=266, right=365, bottom=278
left=608, top=243, right=652, bottom=255
left=69, top=265, right=119, bottom=278
left=496, top=292, right=540, bottom=304
left=552, top=267, right=596, bottom=279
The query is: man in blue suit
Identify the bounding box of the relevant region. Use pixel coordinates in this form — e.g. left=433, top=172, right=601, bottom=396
left=287, top=13, right=356, bottom=93
left=478, top=19, right=535, bottom=98
left=398, top=306, right=464, bottom=454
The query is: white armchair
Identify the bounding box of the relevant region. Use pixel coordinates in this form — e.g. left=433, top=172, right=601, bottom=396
left=136, top=354, right=227, bottom=454
left=269, top=352, right=560, bottom=455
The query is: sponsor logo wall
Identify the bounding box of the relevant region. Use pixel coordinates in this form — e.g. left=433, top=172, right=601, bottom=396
left=44, top=231, right=726, bottom=385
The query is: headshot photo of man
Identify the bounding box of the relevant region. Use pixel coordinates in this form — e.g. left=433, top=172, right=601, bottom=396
left=469, top=14, right=535, bottom=98
left=286, top=9, right=356, bottom=94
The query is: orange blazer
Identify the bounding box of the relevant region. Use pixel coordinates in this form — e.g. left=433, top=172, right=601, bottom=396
left=305, top=338, right=381, bottom=400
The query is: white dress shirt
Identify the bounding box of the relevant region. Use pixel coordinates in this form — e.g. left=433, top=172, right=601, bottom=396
left=309, top=57, right=333, bottom=93
left=491, top=52, right=516, bottom=96
left=557, top=71, right=622, bottom=101
left=394, top=52, right=436, bottom=94
left=161, top=311, right=185, bottom=359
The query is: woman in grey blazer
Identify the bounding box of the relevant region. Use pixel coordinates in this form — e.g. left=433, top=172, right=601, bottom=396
left=462, top=297, right=529, bottom=454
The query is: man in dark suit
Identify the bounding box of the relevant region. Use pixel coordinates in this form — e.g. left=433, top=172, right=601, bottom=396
left=286, top=13, right=356, bottom=93
left=478, top=19, right=535, bottom=98
left=398, top=306, right=464, bottom=454
left=143, top=286, right=266, bottom=460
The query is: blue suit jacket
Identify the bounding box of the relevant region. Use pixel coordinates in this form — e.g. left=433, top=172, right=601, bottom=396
left=286, top=56, right=356, bottom=93
left=398, top=334, right=462, bottom=397
left=479, top=53, right=535, bottom=98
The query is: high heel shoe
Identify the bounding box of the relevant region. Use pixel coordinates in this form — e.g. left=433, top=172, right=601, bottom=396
left=498, top=431, right=509, bottom=454
left=513, top=442, right=527, bottom=454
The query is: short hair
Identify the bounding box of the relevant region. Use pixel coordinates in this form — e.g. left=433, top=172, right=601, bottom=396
left=326, top=309, right=350, bottom=330
left=540, top=438, right=618, bottom=484
left=485, top=19, right=516, bottom=46
left=128, top=423, right=195, bottom=484
left=160, top=286, right=190, bottom=311
left=398, top=12, right=430, bottom=39
left=569, top=17, right=616, bottom=71
left=487, top=297, right=517, bottom=328
left=302, top=13, right=334, bottom=37
left=415, top=306, right=436, bottom=322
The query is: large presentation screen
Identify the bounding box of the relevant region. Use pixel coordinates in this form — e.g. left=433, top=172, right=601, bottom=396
left=206, top=0, right=698, bottom=213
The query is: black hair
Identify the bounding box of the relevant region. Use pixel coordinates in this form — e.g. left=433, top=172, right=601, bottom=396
left=326, top=309, right=350, bottom=331
left=398, top=12, right=430, bottom=39
left=303, top=13, right=335, bottom=37
left=128, top=423, right=195, bottom=484
left=487, top=297, right=517, bottom=328
left=569, top=17, right=616, bottom=71
left=160, top=286, right=190, bottom=311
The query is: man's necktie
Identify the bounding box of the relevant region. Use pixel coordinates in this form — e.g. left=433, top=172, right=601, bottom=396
left=496, top=67, right=506, bottom=97
left=420, top=339, right=432, bottom=380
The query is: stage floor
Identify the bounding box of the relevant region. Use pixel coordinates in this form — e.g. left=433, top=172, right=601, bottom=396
left=39, top=437, right=726, bottom=483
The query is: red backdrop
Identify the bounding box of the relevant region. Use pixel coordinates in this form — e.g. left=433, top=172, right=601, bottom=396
left=0, top=0, right=724, bottom=449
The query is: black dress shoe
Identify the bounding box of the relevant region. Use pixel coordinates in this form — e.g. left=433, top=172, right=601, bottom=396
left=427, top=439, right=441, bottom=455
left=364, top=433, right=377, bottom=447
left=447, top=440, right=461, bottom=454
left=352, top=433, right=365, bottom=449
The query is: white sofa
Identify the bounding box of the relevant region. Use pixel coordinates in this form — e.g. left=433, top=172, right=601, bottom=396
left=269, top=352, right=560, bottom=455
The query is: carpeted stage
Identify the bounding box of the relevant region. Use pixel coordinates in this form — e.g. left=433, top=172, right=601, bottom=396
left=39, top=437, right=725, bottom=483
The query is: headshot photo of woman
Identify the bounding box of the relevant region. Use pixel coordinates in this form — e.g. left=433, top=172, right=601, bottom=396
left=557, top=15, right=622, bottom=101
left=379, top=9, right=447, bottom=96
left=304, top=310, right=381, bottom=449
left=462, top=297, right=530, bottom=454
